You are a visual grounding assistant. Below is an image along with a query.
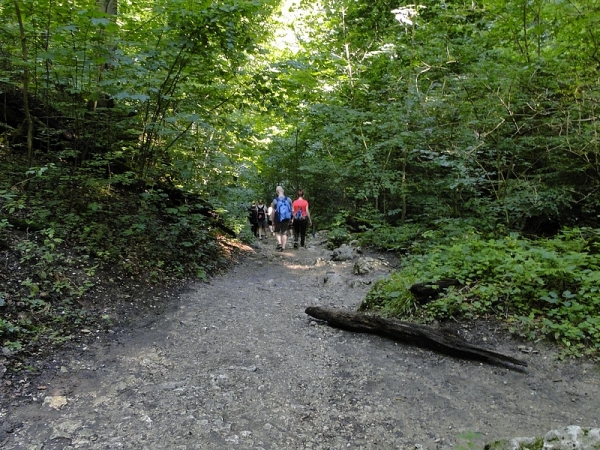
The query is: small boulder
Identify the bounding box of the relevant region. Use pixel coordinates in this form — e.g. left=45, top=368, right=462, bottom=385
left=484, top=426, right=600, bottom=450
left=323, top=271, right=344, bottom=285
left=353, top=257, right=377, bottom=275
left=331, top=244, right=357, bottom=261
left=43, top=395, right=68, bottom=410
left=544, top=425, right=600, bottom=449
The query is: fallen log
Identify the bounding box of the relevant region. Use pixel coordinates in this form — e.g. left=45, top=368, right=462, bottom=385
left=305, top=306, right=527, bottom=368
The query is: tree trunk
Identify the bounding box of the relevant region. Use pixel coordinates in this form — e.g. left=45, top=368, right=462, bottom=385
left=13, top=0, right=33, bottom=165
left=97, top=0, right=117, bottom=15
left=305, top=306, right=527, bottom=368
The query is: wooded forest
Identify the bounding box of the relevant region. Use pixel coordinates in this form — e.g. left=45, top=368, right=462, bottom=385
left=1, top=0, right=599, bottom=363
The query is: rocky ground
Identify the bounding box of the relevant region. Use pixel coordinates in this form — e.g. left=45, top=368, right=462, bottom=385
left=1, top=233, right=599, bottom=449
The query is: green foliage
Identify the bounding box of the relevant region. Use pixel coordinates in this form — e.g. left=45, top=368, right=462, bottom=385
left=0, top=217, right=12, bottom=245
left=237, top=226, right=257, bottom=245
left=358, top=223, right=423, bottom=253
left=261, top=0, right=600, bottom=235
left=0, top=153, right=235, bottom=359
left=0, top=0, right=280, bottom=365
left=454, top=431, right=484, bottom=450
left=1, top=0, right=279, bottom=200
left=327, top=227, right=351, bottom=249
left=362, top=228, right=600, bottom=357
left=3, top=0, right=600, bottom=366
left=359, top=269, right=418, bottom=316
left=0, top=225, right=98, bottom=352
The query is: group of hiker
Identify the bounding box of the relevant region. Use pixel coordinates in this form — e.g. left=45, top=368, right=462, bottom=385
left=248, top=199, right=271, bottom=240
left=247, top=186, right=312, bottom=251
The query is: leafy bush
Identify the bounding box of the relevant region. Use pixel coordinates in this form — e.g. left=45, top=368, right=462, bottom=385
left=1, top=163, right=233, bottom=360
left=357, top=218, right=498, bottom=254
left=327, top=227, right=351, bottom=249
left=361, top=228, right=600, bottom=357
left=0, top=217, right=12, bottom=247
left=358, top=223, right=422, bottom=252
left=237, top=226, right=257, bottom=245
left=0, top=227, right=99, bottom=353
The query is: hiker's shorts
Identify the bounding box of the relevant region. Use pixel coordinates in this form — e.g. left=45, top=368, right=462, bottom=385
left=275, top=219, right=290, bottom=234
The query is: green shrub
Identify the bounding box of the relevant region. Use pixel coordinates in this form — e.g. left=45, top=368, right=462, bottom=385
left=358, top=223, right=422, bottom=252
left=327, top=227, right=351, bottom=249
left=361, top=228, right=600, bottom=357
left=237, top=226, right=256, bottom=245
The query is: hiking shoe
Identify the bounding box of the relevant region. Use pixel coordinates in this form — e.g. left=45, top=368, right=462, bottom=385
left=294, top=243, right=299, bottom=249
left=276, top=244, right=281, bottom=250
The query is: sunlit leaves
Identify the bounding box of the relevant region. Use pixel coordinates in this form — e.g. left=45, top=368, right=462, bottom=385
left=260, top=0, right=600, bottom=233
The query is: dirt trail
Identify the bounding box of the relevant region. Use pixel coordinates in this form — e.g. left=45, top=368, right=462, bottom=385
left=1, top=236, right=599, bottom=449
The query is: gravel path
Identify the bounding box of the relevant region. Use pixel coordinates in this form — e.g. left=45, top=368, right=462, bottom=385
left=1, top=237, right=599, bottom=449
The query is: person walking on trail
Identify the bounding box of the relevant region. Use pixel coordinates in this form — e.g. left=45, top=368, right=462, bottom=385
left=267, top=204, right=274, bottom=236
left=271, top=186, right=292, bottom=251
left=256, top=199, right=268, bottom=240
left=292, top=189, right=312, bottom=249
left=248, top=201, right=258, bottom=237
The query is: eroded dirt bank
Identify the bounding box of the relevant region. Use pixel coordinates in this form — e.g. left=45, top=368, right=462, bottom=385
left=1, top=236, right=599, bottom=449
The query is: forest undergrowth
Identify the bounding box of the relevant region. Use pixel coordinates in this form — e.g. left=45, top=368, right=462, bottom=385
left=355, top=222, right=600, bottom=360
left=3, top=155, right=600, bottom=379
left=0, top=152, right=243, bottom=375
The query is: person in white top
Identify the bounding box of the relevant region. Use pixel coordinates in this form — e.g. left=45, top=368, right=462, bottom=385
left=267, top=204, right=274, bottom=235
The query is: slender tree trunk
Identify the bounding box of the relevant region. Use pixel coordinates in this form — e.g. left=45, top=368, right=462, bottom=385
left=341, top=7, right=355, bottom=108
left=43, top=0, right=52, bottom=153
left=13, top=0, right=34, bottom=166
left=97, top=0, right=117, bottom=15
left=400, top=148, right=408, bottom=222
left=522, top=1, right=530, bottom=63
left=293, top=127, right=300, bottom=189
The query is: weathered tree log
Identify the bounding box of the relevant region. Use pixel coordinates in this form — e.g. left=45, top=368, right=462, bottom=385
left=305, top=306, right=527, bottom=368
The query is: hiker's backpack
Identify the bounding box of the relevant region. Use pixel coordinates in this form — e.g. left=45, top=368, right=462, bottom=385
left=248, top=206, right=258, bottom=224
left=257, top=205, right=266, bottom=222
left=294, top=199, right=308, bottom=220
left=275, top=196, right=291, bottom=222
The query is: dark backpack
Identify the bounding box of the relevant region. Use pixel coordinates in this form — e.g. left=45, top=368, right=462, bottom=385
left=257, top=205, right=266, bottom=222
left=275, top=196, right=291, bottom=222
left=248, top=206, right=258, bottom=224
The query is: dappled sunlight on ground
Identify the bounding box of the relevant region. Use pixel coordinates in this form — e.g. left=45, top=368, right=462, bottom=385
left=282, top=262, right=314, bottom=271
